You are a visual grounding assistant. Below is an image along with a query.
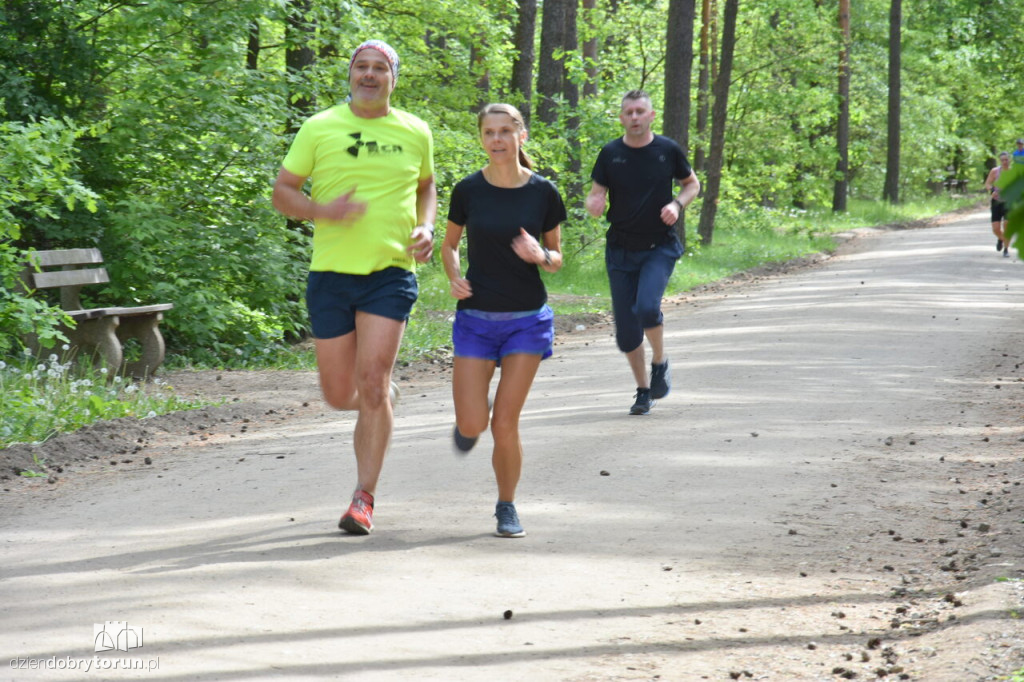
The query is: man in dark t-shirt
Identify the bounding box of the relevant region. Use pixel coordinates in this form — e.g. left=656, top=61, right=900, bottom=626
left=585, top=90, right=700, bottom=415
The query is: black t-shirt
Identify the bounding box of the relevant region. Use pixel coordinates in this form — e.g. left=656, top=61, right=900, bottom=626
left=447, top=171, right=566, bottom=312
left=590, top=135, right=693, bottom=250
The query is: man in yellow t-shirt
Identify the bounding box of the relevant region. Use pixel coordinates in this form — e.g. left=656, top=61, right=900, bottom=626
left=272, top=39, right=436, bottom=536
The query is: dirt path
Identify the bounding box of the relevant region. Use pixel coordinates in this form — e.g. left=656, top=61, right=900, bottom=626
left=2, top=211, right=1023, bottom=681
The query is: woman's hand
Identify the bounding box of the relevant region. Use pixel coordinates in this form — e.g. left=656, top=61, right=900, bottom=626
left=449, top=277, right=473, bottom=300
left=511, top=227, right=546, bottom=264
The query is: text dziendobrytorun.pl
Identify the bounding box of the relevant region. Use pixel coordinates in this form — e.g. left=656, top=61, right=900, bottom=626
left=9, top=656, right=160, bottom=672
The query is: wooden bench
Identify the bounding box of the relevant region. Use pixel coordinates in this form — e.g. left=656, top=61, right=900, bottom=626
left=22, top=248, right=174, bottom=378
left=943, top=178, right=968, bottom=193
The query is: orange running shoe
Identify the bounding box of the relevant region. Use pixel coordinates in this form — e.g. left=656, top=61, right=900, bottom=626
left=339, top=490, right=374, bottom=535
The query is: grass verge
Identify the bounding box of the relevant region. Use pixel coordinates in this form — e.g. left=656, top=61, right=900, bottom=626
left=0, top=348, right=203, bottom=454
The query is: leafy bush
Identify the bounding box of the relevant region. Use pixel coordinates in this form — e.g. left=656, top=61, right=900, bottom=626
left=0, top=116, right=100, bottom=354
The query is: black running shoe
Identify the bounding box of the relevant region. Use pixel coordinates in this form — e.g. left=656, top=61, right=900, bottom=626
left=650, top=359, right=671, bottom=399
left=998, top=239, right=1004, bottom=251
left=629, top=387, right=654, bottom=415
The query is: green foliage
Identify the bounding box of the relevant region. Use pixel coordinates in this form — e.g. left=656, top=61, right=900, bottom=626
left=0, top=116, right=101, bottom=354
left=1, top=0, right=1020, bottom=373
left=0, top=2, right=102, bottom=121
left=995, top=162, right=1024, bottom=259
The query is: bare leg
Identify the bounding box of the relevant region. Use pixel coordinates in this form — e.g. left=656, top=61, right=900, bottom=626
left=644, top=323, right=665, bottom=365
left=993, top=221, right=1005, bottom=242
left=314, top=333, right=359, bottom=411
left=490, top=353, right=542, bottom=502
left=626, top=344, right=647, bottom=388
left=314, top=312, right=405, bottom=496
left=452, top=357, right=496, bottom=440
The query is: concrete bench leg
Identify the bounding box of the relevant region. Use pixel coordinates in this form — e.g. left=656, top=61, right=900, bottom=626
left=68, top=317, right=124, bottom=373
left=116, top=313, right=167, bottom=379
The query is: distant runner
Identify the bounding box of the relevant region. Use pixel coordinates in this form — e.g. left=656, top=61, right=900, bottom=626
left=585, top=90, right=700, bottom=415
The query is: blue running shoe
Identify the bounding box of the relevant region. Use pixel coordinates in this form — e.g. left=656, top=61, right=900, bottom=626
left=650, top=359, right=671, bottom=399
left=494, top=501, right=526, bottom=538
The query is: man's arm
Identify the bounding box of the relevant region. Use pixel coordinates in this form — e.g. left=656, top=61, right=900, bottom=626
left=675, top=171, right=700, bottom=208
left=271, top=168, right=366, bottom=223
left=585, top=181, right=608, bottom=218
left=660, top=171, right=701, bottom=226
left=415, top=175, right=437, bottom=228
left=407, top=175, right=437, bottom=263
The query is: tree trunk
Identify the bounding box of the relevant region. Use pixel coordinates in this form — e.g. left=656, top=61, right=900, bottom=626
left=564, top=0, right=582, bottom=198
left=247, top=21, right=260, bottom=70
left=284, top=0, right=316, bottom=239
left=664, top=0, right=696, bottom=150
left=470, top=39, right=491, bottom=110
left=285, top=0, right=316, bottom=135
left=696, top=0, right=738, bottom=247
left=832, top=0, right=851, bottom=212
left=664, top=0, right=696, bottom=241
left=883, top=0, right=901, bottom=204
left=582, top=0, right=599, bottom=97
left=537, top=0, right=571, bottom=125
left=695, top=0, right=713, bottom=172
left=601, top=0, right=625, bottom=84
left=510, top=0, right=537, bottom=121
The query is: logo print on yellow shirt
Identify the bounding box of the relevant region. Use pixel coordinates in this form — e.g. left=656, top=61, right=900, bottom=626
left=347, top=132, right=404, bottom=158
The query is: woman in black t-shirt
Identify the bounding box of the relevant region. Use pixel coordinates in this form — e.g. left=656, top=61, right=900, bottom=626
left=441, top=103, right=566, bottom=538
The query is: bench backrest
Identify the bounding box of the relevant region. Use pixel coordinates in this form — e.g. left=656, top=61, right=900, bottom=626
left=23, top=248, right=110, bottom=311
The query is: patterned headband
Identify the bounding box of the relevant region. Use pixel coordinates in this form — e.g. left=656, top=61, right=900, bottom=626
left=349, top=40, right=400, bottom=84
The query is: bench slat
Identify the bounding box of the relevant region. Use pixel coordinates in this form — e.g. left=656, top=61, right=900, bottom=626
left=105, top=304, right=174, bottom=317
left=31, top=268, right=110, bottom=289
left=29, top=248, right=104, bottom=268
left=66, top=308, right=114, bottom=321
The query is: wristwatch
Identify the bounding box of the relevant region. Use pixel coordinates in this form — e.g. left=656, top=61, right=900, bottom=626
left=542, top=247, right=552, bottom=266
left=672, top=198, right=684, bottom=209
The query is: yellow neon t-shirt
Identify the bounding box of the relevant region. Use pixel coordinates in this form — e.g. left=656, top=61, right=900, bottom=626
left=282, top=104, right=434, bottom=274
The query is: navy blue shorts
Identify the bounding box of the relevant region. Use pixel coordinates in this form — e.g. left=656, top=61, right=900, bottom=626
left=453, top=305, right=554, bottom=365
left=306, top=267, right=418, bottom=339
left=605, top=239, right=683, bottom=353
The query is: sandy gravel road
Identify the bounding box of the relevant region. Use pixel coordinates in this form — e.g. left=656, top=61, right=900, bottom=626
left=2, top=210, right=1023, bottom=681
